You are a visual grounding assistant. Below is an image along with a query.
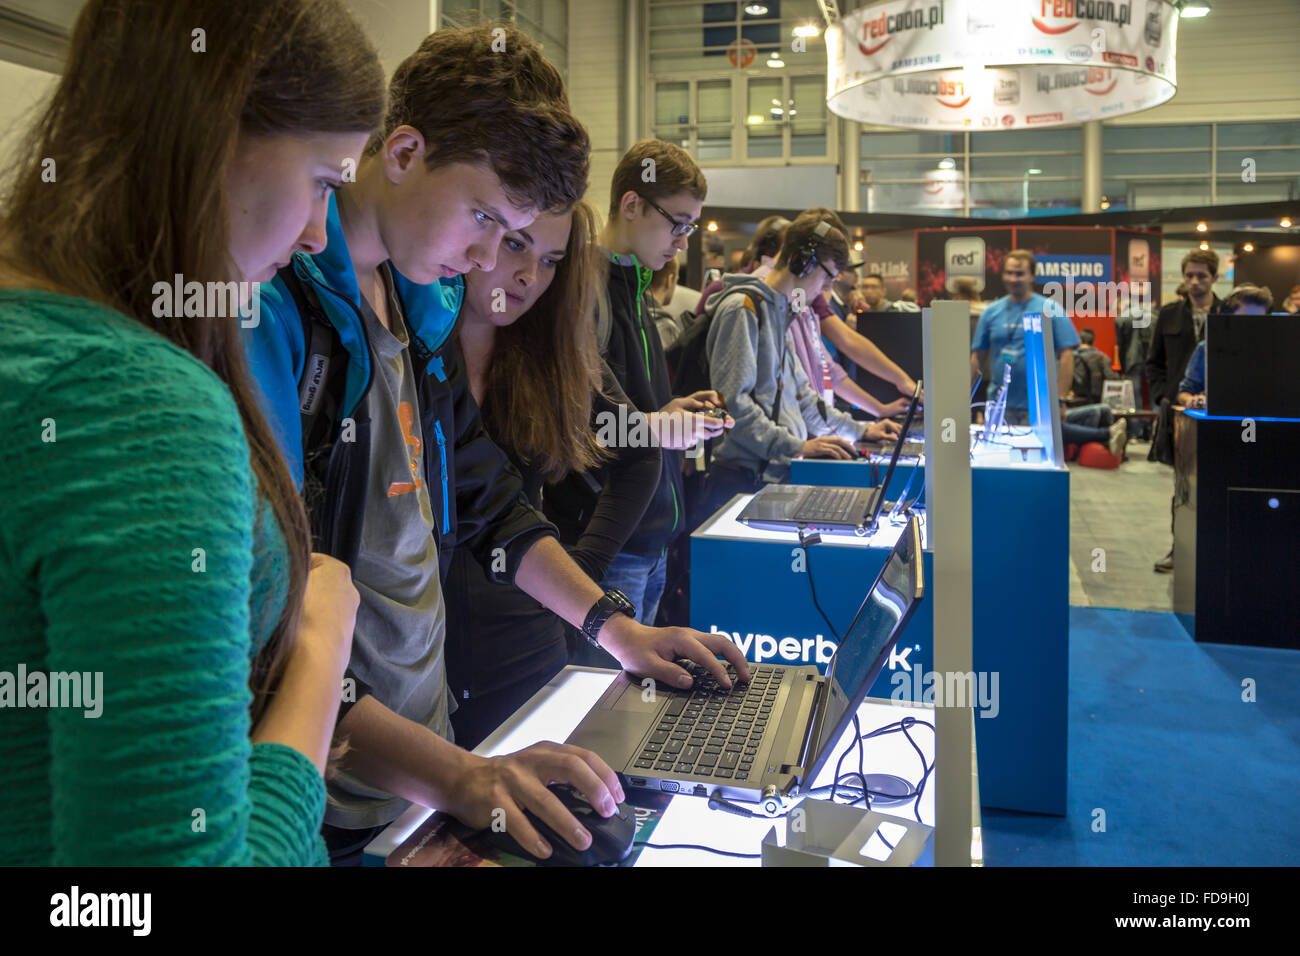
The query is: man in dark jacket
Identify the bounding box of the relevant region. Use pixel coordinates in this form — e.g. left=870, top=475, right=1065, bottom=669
left=1149, top=249, right=1222, bottom=571
left=1147, top=250, right=1222, bottom=409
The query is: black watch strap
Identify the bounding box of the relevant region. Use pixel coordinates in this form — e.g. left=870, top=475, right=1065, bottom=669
left=582, top=589, right=636, bottom=648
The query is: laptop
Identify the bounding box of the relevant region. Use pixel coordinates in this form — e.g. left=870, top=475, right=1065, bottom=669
left=566, top=516, right=924, bottom=805
left=735, top=380, right=921, bottom=535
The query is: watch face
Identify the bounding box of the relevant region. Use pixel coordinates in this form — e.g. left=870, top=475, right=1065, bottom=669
left=607, top=589, right=635, bottom=614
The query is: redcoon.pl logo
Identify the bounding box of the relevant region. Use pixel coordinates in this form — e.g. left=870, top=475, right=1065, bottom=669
left=1032, top=0, right=1133, bottom=35
left=858, top=0, right=946, bottom=55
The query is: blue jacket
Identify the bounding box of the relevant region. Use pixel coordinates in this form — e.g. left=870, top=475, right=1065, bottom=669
left=1179, top=340, right=1206, bottom=397
left=242, top=194, right=555, bottom=588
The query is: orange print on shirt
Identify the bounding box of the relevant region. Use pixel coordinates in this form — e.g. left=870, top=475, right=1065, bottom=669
left=387, top=401, right=424, bottom=497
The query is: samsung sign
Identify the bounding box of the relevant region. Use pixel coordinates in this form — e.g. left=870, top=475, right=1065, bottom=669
left=1034, top=254, right=1112, bottom=283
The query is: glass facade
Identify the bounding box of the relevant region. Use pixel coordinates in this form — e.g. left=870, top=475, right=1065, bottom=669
left=441, top=0, right=568, bottom=80
left=858, top=121, right=1300, bottom=217
left=648, top=0, right=831, bottom=165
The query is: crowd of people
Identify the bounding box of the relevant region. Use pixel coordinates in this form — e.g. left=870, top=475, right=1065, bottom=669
left=2, top=0, right=1291, bottom=870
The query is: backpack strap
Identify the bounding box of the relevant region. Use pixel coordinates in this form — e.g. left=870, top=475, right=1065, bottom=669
left=594, top=280, right=614, bottom=355
left=281, top=267, right=349, bottom=455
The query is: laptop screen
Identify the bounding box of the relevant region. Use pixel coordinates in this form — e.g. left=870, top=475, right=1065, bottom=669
left=802, top=516, right=924, bottom=788
left=865, top=380, right=923, bottom=530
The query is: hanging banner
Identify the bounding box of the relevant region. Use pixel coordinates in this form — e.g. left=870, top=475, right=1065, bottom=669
left=826, top=0, right=1179, bottom=130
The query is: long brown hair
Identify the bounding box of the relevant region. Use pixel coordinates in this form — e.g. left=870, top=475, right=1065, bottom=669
left=0, top=0, right=385, bottom=721
left=477, top=200, right=610, bottom=481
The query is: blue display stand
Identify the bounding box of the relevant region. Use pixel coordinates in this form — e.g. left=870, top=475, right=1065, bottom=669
left=690, top=502, right=933, bottom=700
left=697, top=456, right=1069, bottom=817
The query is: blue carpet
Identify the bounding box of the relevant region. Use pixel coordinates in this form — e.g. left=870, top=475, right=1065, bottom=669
left=981, top=606, right=1300, bottom=866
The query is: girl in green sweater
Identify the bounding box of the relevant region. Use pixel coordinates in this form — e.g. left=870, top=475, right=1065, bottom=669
left=0, top=0, right=384, bottom=865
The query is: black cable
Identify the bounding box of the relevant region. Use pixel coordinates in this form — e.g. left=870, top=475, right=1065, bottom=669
left=634, top=841, right=761, bottom=859
left=797, top=528, right=841, bottom=644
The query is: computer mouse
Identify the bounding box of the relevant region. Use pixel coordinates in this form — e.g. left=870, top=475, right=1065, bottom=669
left=477, top=783, right=636, bottom=867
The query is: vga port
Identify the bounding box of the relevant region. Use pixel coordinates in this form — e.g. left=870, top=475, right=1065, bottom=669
left=659, top=780, right=679, bottom=793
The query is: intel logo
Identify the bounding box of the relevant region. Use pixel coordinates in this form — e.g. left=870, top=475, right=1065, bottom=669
left=1067, top=44, right=1092, bottom=63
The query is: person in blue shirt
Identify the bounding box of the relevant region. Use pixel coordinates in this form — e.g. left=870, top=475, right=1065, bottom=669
left=971, top=250, right=1080, bottom=425
left=1177, top=285, right=1274, bottom=409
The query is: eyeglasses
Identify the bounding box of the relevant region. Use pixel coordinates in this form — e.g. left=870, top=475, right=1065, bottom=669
left=637, top=193, right=698, bottom=238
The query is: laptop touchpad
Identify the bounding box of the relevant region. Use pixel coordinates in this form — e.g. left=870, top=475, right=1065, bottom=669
left=610, top=679, right=664, bottom=713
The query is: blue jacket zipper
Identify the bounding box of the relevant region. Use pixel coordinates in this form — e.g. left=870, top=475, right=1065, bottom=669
left=433, top=419, right=450, bottom=532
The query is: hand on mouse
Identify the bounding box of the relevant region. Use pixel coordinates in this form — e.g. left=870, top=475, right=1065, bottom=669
left=444, top=742, right=624, bottom=860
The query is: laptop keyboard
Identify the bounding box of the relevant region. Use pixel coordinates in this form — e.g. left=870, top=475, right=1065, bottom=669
left=799, top=487, right=858, bottom=522
left=632, top=663, right=782, bottom=781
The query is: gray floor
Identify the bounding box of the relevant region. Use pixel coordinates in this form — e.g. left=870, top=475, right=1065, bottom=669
left=1068, top=439, right=1176, bottom=612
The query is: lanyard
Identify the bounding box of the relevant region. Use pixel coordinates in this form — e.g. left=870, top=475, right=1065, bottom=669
left=804, top=310, right=833, bottom=404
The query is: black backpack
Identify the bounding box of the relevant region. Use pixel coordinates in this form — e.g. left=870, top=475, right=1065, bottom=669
left=664, top=289, right=758, bottom=398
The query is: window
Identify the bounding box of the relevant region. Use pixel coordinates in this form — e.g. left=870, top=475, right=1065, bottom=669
left=860, top=127, right=1081, bottom=217
left=441, top=0, right=568, bottom=81
left=1101, top=121, right=1299, bottom=210
left=859, top=120, right=1300, bottom=217
left=647, top=0, right=831, bottom=164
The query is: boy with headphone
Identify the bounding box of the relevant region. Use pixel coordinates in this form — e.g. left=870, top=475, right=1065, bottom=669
left=696, top=210, right=897, bottom=521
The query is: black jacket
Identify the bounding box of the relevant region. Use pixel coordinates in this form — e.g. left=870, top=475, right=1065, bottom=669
left=444, top=367, right=659, bottom=701
left=1147, top=294, right=1221, bottom=406
left=546, top=252, right=683, bottom=558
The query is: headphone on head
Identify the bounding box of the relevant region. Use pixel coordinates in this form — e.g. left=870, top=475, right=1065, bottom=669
left=788, top=220, right=831, bottom=279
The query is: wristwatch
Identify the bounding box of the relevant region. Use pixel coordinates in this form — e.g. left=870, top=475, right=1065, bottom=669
left=582, top=589, right=636, bottom=648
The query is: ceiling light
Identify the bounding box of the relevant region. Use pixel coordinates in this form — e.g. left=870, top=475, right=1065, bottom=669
left=853, top=241, right=864, bottom=252
left=1242, top=242, right=1254, bottom=252
left=1178, top=0, right=1211, bottom=17
left=766, top=55, right=786, bottom=68
left=1026, top=168, right=1043, bottom=175
left=1199, top=241, right=1210, bottom=251
left=1195, top=221, right=1207, bottom=232
left=1282, top=217, right=1294, bottom=228
left=938, top=157, right=956, bottom=170
left=745, top=3, right=769, bottom=15
left=745, top=114, right=764, bottom=125
left=793, top=23, right=820, bottom=38
left=1100, top=200, right=1110, bottom=209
